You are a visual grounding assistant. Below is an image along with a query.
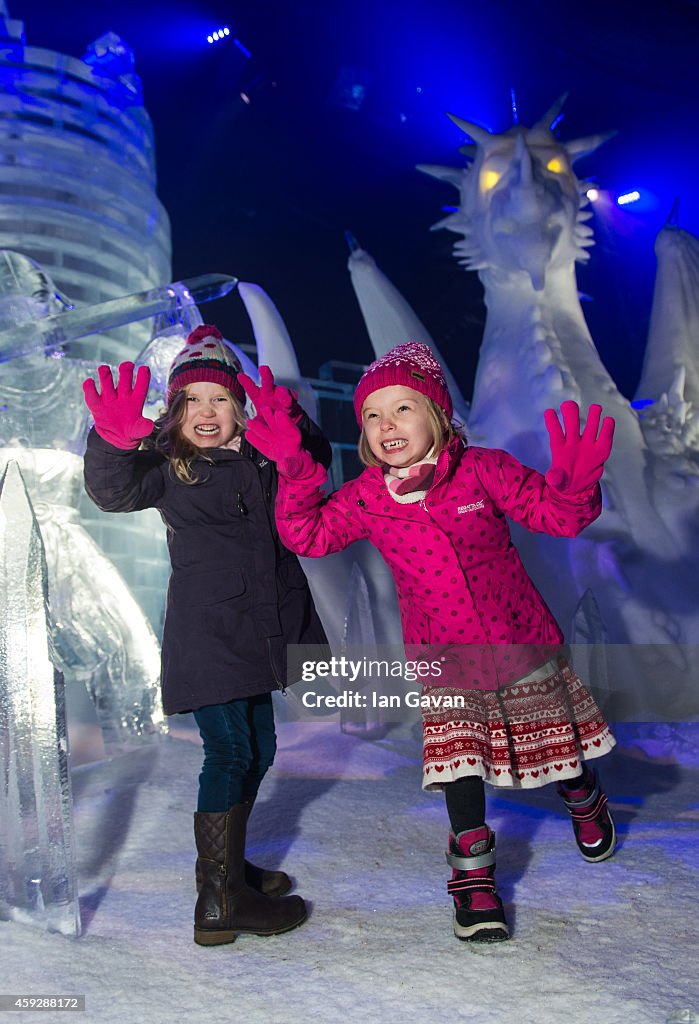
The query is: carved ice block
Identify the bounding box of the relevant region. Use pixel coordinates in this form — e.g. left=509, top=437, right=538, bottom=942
left=0, top=461, right=80, bottom=936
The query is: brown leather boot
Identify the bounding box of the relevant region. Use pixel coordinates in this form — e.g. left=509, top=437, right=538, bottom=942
left=194, top=798, right=292, bottom=898
left=193, top=807, right=306, bottom=946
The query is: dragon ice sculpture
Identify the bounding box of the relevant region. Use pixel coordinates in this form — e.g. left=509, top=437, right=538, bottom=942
left=350, top=97, right=698, bottom=689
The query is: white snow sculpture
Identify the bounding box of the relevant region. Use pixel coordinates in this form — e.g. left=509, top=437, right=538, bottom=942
left=414, top=99, right=699, bottom=661
left=347, top=98, right=698, bottom=721
left=347, top=245, right=470, bottom=427
left=635, top=224, right=699, bottom=494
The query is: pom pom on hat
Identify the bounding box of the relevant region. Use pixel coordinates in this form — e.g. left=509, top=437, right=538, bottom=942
left=167, top=324, right=245, bottom=405
left=353, top=342, right=453, bottom=426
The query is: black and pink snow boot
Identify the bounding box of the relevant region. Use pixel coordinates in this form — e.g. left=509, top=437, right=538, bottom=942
left=558, top=766, right=617, bottom=863
left=446, top=825, right=509, bottom=943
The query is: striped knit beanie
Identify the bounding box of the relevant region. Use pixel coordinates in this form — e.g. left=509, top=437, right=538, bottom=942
left=166, top=325, right=244, bottom=405
left=353, top=342, right=453, bottom=426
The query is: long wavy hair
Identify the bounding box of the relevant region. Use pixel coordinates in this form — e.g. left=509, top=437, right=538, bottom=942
left=147, top=386, right=247, bottom=484
left=357, top=395, right=465, bottom=468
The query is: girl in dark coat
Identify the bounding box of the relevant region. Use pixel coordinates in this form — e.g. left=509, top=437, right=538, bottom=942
left=82, top=325, right=330, bottom=946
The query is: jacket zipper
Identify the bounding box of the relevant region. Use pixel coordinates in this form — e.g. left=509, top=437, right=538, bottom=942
left=266, top=637, right=286, bottom=695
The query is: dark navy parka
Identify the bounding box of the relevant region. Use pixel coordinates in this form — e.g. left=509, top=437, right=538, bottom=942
left=83, top=417, right=330, bottom=714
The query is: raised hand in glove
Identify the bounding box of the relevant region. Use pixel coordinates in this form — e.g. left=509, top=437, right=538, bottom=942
left=82, top=362, right=154, bottom=450
left=544, top=400, right=615, bottom=495
left=246, top=407, right=323, bottom=482
left=237, top=365, right=303, bottom=422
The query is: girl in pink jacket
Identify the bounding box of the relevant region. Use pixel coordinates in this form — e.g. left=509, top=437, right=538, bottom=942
left=240, top=342, right=617, bottom=944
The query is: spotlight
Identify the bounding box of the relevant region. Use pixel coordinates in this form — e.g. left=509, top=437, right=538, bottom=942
left=207, top=26, right=236, bottom=45
left=586, top=188, right=600, bottom=201
left=617, top=190, right=640, bottom=206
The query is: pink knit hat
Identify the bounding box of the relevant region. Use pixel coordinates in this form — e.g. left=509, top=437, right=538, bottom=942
left=167, top=325, right=245, bottom=406
left=353, top=342, right=453, bottom=426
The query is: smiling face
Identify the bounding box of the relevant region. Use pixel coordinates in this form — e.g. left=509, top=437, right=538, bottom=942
left=361, top=385, right=436, bottom=468
left=179, top=381, right=241, bottom=449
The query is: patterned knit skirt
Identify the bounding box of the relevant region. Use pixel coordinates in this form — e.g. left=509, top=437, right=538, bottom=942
left=421, top=656, right=615, bottom=791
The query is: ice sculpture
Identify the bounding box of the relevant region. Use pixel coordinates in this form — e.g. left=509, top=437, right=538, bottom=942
left=347, top=244, right=470, bottom=427
left=0, top=5, right=170, bottom=364
left=635, top=223, right=699, bottom=488
left=410, top=99, right=699, bottom=654
left=0, top=4, right=179, bottom=628
left=343, top=97, right=698, bottom=727
left=0, top=461, right=80, bottom=937
left=0, top=250, right=237, bottom=745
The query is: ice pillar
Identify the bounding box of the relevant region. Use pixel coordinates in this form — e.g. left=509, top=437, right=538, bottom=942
left=0, top=461, right=80, bottom=936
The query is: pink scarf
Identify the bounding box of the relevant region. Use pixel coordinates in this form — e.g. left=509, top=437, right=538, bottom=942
left=383, top=457, right=438, bottom=504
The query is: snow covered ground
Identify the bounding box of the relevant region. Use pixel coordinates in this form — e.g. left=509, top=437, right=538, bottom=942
left=2, top=706, right=698, bottom=1024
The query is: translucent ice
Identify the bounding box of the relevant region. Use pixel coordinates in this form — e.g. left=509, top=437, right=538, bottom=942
left=0, top=461, right=80, bottom=937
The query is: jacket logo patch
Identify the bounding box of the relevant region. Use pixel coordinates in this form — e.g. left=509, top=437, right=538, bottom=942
left=457, top=500, right=485, bottom=514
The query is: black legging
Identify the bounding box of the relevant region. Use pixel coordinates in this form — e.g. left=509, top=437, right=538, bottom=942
left=444, top=775, right=486, bottom=836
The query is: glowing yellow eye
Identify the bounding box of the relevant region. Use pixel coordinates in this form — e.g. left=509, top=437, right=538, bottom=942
left=546, top=157, right=564, bottom=173
left=481, top=170, right=502, bottom=192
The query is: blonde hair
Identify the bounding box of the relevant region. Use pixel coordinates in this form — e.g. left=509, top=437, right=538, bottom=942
left=357, top=394, right=465, bottom=468
left=148, top=386, right=247, bottom=484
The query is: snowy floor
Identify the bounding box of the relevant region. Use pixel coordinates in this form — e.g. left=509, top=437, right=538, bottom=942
left=2, top=709, right=698, bottom=1024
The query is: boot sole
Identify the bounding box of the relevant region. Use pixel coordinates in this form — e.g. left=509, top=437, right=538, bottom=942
left=453, top=911, right=509, bottom=942
left=454, top=921, right=510, bottom=942
left=194, top=911, right=307, bottom=946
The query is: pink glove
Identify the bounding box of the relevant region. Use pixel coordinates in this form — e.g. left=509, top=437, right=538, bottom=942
left=544, top=401, right=615, bottom=494
left=246, top=407, right=320, bottom=480
left=237, top=365, right=303, bottom=423
left=82, top=362, right=154, bottom=450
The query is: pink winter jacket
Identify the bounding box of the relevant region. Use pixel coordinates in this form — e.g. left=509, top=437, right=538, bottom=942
left=276, top=438, right=602, bottom=689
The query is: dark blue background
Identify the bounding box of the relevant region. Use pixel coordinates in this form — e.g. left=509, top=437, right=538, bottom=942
left=11, top=0, right=699, bottom=398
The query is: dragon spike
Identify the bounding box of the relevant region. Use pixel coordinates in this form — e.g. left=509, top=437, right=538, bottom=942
left=446, top=112, right=491, bottom=147
left=666, top=196, right=680, bottom=227
left=514, top=132, right=533, bottom=185
left=430, top=213, right=468, bottom=233
left=345, top=229, right=361, bottom=253
left=416, top=163, right=464, bottom=188
left=532, top=92, right=569, bottom=132
left=565, top=130, right=617, bottom=163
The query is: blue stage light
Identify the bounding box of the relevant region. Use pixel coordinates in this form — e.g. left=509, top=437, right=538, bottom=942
left=233, top=38, right=252, bottom=58
left=617, top=190, right=641, bottom=206
left=207, top=27, right=236, bottom=45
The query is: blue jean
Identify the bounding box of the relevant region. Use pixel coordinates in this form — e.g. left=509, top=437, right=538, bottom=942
left=192, top=694, right=277, bottom=812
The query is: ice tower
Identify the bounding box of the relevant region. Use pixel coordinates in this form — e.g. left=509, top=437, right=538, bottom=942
left=0, top=4, right=171, bottom=362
